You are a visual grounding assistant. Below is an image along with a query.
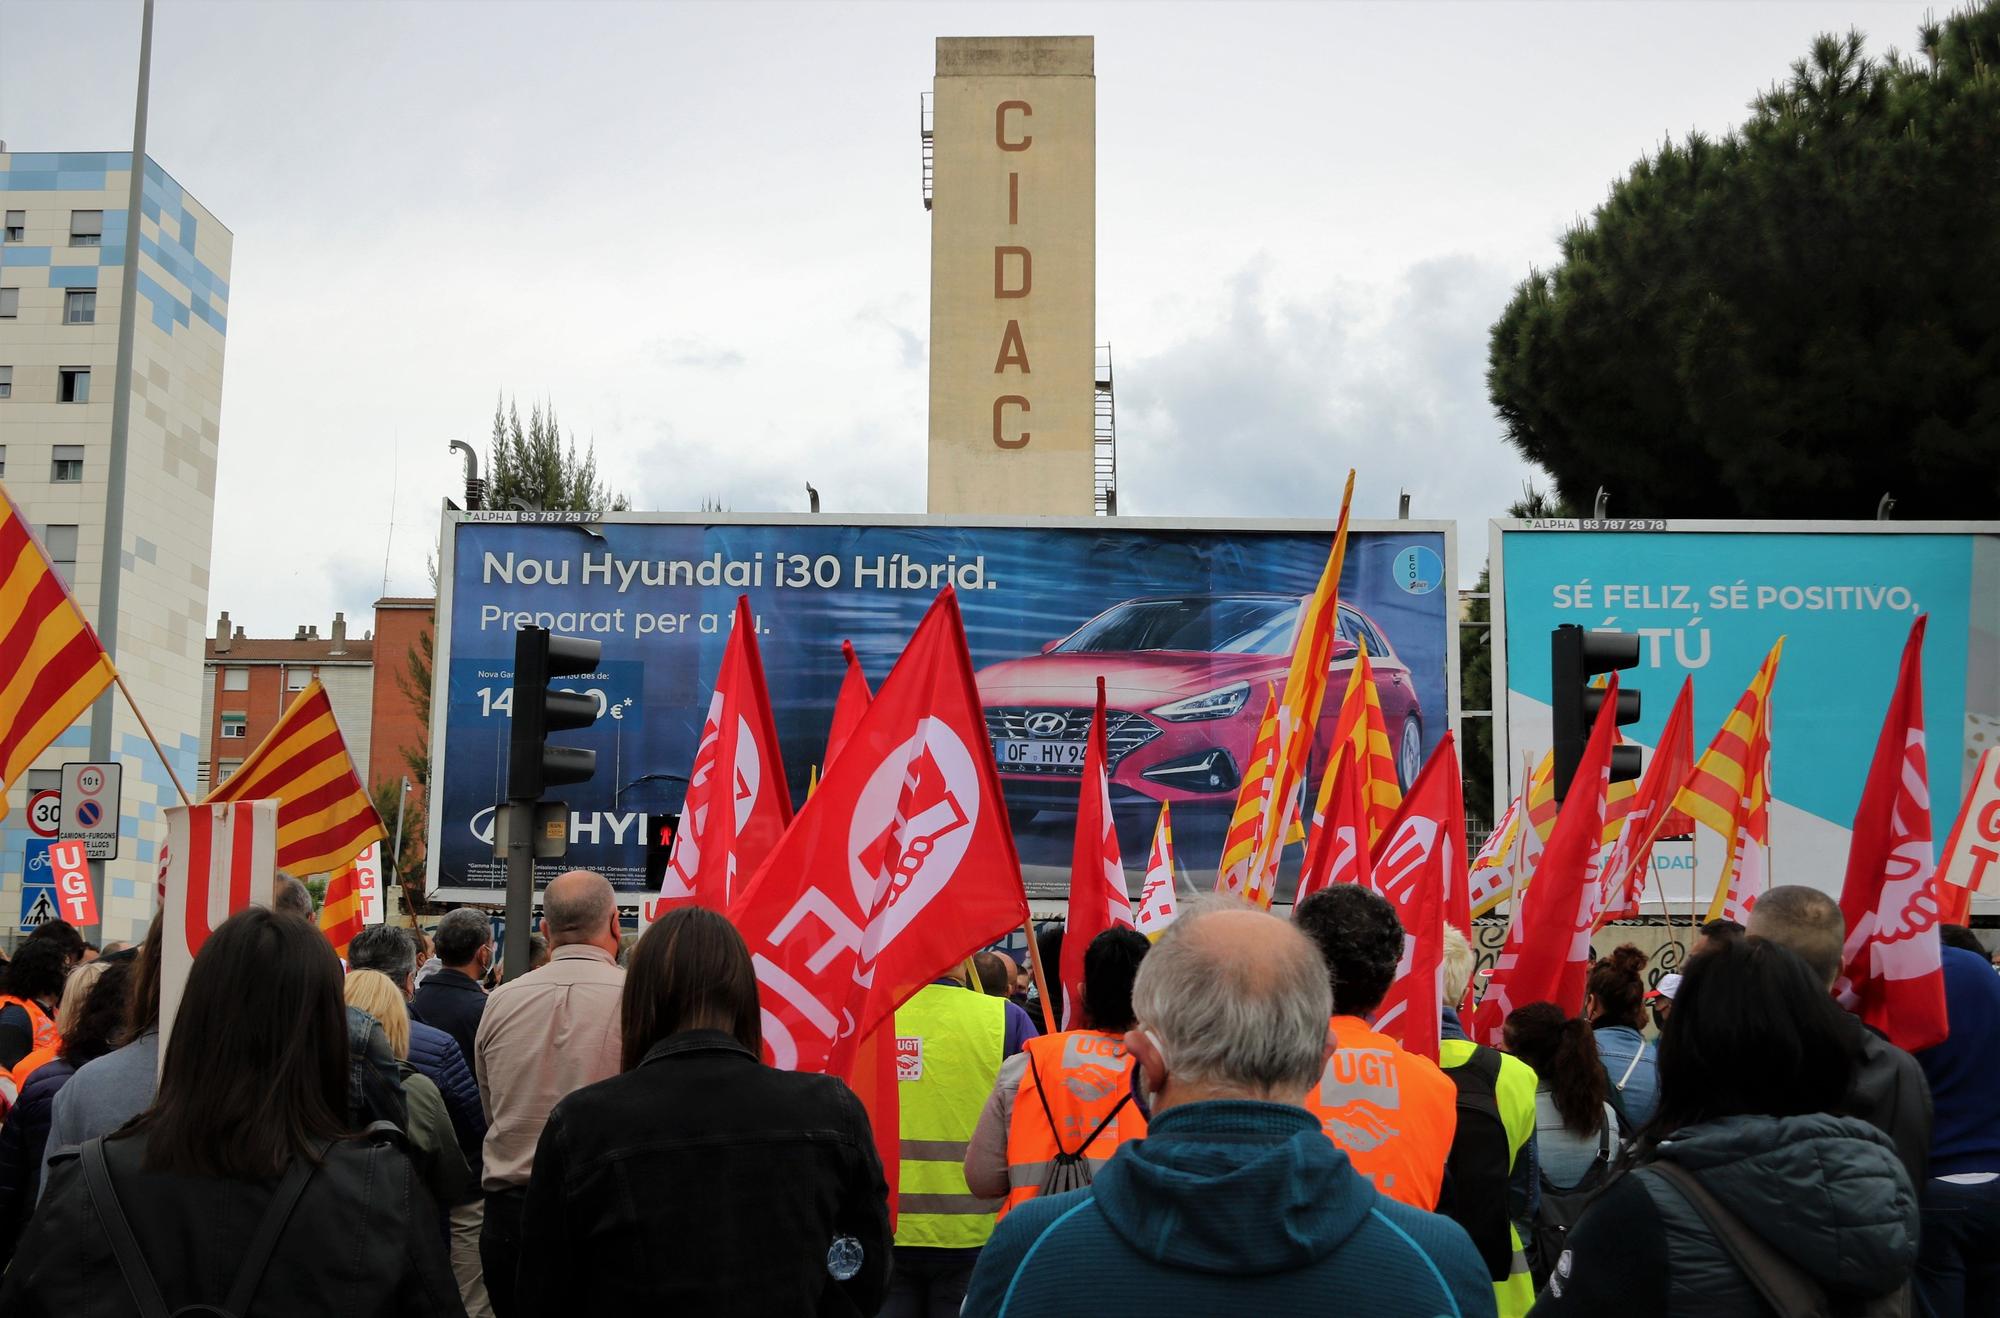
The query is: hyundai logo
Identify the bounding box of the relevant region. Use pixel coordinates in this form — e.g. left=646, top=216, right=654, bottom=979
left=1024, top=711, right=1070, bottom=738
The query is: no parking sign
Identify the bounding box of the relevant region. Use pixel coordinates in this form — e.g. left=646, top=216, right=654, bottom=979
left=59, top=761, right=121, bottom=860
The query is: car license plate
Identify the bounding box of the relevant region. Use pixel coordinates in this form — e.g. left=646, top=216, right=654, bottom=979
left=996, top=739, right=1088, bottom=768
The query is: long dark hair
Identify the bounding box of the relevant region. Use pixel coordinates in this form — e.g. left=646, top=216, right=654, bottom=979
left=133, top=907, right=350, bottom=1179
left=620, top=907, right=762, bottom=1073
left=1586, top=944, right=1649, bottom=1030
left=122, top=914, right=163, bottom=1043
left=1650, top=936, right=1855, bottom=1140
left=1, top=939, right=68, bottom=1004
left=1505, top=1002, right=1611, bottom=1135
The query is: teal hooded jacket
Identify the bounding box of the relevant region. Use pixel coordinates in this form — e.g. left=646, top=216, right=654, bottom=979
left=963, top=1098, right=1496, bottom=1318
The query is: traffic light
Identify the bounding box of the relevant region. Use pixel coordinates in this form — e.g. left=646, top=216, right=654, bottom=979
left=1551, top=624, right=1642, bottom=803
left=643, top=812, right=681, bottom=889
left=507, top=627, right=603, bottom=802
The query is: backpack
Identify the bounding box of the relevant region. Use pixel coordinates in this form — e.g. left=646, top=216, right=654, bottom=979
left=80, top=1133, right=337, bottom=1317
left=1442, top=1046, right=1516, bottom=1282
left=1025, top=1047, right=1133, bottom=1198
left=1647, top=1162, right=1909, bottom=1318
left=1529, top=1114, right=1614, bottom=1291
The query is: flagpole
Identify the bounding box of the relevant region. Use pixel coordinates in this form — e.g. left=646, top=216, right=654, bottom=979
left=1022, top=916, right=1057, bottom=1035
left=115, top=672, right=191, bottom=806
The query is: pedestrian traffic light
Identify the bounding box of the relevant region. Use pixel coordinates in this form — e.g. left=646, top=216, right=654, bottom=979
left=507, top=627, right=602, bottom=802
left=644, top=812, right=680, bottom=889
left=1551, top=624, right=1642, bottom=803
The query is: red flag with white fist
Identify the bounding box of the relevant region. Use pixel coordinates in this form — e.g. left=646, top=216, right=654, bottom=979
left=1061, top=677, right=1135, bottom=1028
left=727, top=587, right=1029, bottom=1078
left=1364, top=733, right=1462, bottom=1062
left=649, top=595, right=791, bottom=919
left=1837, top=617, right=1949, bottom=1052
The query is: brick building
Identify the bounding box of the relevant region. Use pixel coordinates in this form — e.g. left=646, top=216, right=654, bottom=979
left=199, top=611, right=373, bottom=793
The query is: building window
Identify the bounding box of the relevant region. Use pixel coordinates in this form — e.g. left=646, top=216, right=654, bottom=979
left=58, top=368, right=90, bottom=403
left=64, top=289, right=96, bottom=325
left=0, top=443, right=6, bottom=472
left=217, top=759, right=242, bottom=785
left=286, top=667, right=313, bottom=692
left=221, top=712, right=247, bottom=739
left=3, top=211, right=23, bottom=243
left=69, top=211, right=103, bottom=247
left=223, top=666, right=249, bottom=692
left=51, top=446, right=84, bottom=483
left=0, top=370, right=10, bottom=402
left=42, top=524, right=78, bottom=584
left=0, top=287, right=17, bottom=318
left=196, top=761, right=210, bottom=789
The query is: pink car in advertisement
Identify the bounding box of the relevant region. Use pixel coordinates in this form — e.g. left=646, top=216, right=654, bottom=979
left=976, top=593, right=1425, bottom=821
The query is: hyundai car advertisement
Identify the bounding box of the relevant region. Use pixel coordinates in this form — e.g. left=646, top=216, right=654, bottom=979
left=1494, top=522, right=2000, bottom=913
left=428, top=514, right=1455, bottom=902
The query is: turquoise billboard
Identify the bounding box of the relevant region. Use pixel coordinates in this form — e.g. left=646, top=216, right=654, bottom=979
left=1493, top=522, right=2000, bottom=911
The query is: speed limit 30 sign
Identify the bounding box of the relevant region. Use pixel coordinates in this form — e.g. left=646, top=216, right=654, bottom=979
left=27, top=789, right=62, bottom=839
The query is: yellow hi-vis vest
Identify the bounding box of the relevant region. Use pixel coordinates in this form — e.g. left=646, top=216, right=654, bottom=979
left=1440, top=1036, right=1538, bottom=1318
left=894, top=982, right=1008, bottom=1249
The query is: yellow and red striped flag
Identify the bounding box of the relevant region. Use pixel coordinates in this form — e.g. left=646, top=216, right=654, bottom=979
left=319, top=858, right=367, bottom=958
left=1673, top=638, right=1785, bottom=922
left=203, top=679, right=384, bottom=876
left=0, top=489, right=116, bottom=815
left=1315, top=641, right=1402, bottom=847
left=1245, top=473, right=1356, bottom=895
left=1218, top=685, right=1280, bottom=898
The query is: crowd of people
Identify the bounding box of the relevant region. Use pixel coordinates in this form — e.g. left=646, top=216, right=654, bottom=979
left=0, top=874, right=1991, bottom=1317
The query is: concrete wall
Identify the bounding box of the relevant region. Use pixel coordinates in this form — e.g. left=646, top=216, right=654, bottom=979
left=927, top=36, right=1096, bottom=515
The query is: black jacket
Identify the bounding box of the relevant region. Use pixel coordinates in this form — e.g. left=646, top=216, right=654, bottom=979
left=1841, top=1015, right=1933, bottom=1189
left=411, top=968, right=487, bottom=1084
left=0, top=1127, right=466, bottom=1317
left=408, top=1020, right=486, bottom=1166
left=1530, top=1112, right=1918, bottom=1317
left=517, top=1030, right=891, bottom=1317
left=0, top=1058, right=74, bottom=1267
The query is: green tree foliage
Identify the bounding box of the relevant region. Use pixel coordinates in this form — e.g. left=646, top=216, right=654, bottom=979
left=1489, top=5, right=2000, bottom=517
left=487, top=396, right=631, bottom=514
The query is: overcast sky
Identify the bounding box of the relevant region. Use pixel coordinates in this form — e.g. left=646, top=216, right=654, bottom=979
left=2, top=0, right=1941, bottom=636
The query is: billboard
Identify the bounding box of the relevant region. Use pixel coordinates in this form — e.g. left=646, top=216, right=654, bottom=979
left=427, top=513, right=1457, bottom=904
left=1492, top=521, right=2000, bottom=915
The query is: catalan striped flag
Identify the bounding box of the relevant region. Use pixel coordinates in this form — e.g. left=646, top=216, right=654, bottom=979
left=1245, top=473, right=1356, bottom=897
left=1468, top=782, right=1527, bottom=918
left=319, top=859, right=367, bottom=958
left=203, top=679, right=385, bottom=876
left=1323, top=641, right=1402, bottom=846
left=0, top=488, right=116, bottom=816
left=1673, top=638, right=1785, bottom=922
left=1218, top=685, right=1280, bottom=897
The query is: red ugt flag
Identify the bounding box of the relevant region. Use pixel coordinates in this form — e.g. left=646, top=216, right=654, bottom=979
left=1837, top=616, right=1948, bottom=1052
left=824, top=639, right=872, bottom=773
left=1365, top=732, right=1462, bottom=1061
left=728, top=588, right=1029, bottom=1078
left=1296, top=746, right=1374, bottom=908
left=1598, top=677, right=1696, bottom=925
left=1061, top=677, right=1135, bottom=1028
left=1471, top=677, right=1621, bottom=1044
left=651, top=596, right=791, bottom=918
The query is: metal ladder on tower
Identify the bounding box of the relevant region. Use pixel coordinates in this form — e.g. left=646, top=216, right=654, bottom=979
left=1094, top=344, right=1118, bottom=515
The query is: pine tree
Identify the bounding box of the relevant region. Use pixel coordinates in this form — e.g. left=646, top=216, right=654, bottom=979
left=1488, top=4, right=2000, bottom=518
left=486, top=395, right=631, bottom=514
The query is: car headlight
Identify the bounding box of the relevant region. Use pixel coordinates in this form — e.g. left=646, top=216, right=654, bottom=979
left=1150, top=681, right=1250, bottom=722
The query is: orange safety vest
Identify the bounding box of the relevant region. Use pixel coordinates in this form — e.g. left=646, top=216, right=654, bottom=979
left=1302, top=1015, right=1458, bottom=1209
left=0, top=995, right=59, bottom=1057
left=1001, top=1030, right=1147, bottom=1218
left=8, top=1043, right=61, bottom=1094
